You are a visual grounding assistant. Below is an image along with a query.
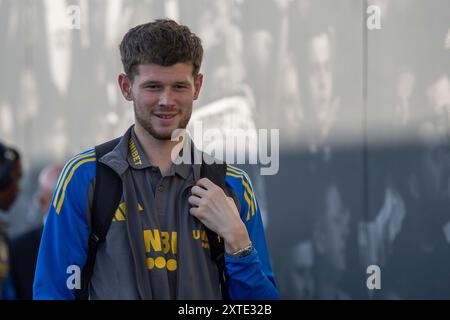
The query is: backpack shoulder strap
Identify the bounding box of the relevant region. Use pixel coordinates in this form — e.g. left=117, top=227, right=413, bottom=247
left=200, top=162, right=230, bottom=300
left=75, top=137, right=122, bottom=300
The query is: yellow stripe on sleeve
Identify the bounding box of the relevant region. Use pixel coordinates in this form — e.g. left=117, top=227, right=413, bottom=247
left=56, top=157, right=96, bottom=214
left=227, top=165, right=244, bottom=175
left=227, top=166, right=253, bottom=194
left=225, top=171, right=257, bottom=212
left=226, top=170, right=254, bottom=221
left=243, top=190, right=252, bottom=221
left=225, top=172, right=254, bottom=198
left=53, top=152, right=95, bottom=208
left=227, top=166, right=259, bottom=212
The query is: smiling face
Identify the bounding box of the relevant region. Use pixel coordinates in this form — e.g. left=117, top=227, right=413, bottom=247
left=119, top=63, right=203, bottom=140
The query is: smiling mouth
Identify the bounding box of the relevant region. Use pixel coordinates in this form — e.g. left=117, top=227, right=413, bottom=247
left=155, top=114, right=177, bottom=119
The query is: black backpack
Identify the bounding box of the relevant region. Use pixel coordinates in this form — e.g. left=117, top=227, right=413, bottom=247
left=75, top=138, right=229, bottom=300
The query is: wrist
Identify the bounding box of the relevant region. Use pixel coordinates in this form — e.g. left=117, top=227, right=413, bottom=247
left=223, top=223, right=251, bottom=254
left=225, top=242, right=253, bottom=259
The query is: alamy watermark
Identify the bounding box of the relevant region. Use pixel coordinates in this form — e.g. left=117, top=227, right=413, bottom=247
left=366, top=264, right=381, bottom=290
left=366, top=5, right=381, bottom=30
left=66, top=264, right=81, bottom=290
left=66, top=5, right=81, bottom=30
left=170, top=121, right=280, bottom=176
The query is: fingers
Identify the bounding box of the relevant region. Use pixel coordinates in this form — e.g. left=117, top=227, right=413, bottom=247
left=196, top=177, right=216, bottom=190
left=188, top=195, right=202, bottom=207
left=189, top=206, right=198, bottom=215
left=191, top=185, right=207, bottom=197
left=189, top=206, right=201, bottom=219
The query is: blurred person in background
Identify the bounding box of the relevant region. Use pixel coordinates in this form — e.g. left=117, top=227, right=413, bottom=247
left=299, top=23, right=340, bottom=159
left=0, top=141, right=22, bottom=299
left=281, top=182, right=351, bottom=299
left=380, top=49, right=450, bottom=298
left=9, top=164, right=63, bottom=300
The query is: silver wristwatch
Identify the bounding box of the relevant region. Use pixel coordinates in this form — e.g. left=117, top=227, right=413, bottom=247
left=225, top=242, right=254, bottom=258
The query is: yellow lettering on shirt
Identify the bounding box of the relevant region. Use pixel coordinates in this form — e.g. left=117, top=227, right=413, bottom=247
left=171, top=231, right=177, bottom=254
left=143, top=229, right=161, bottom=253
left=161, top=231, right=170, bottom=254
left=128, top=139, right=143, bottom=166
left=192, top=230, right=200, bottom=240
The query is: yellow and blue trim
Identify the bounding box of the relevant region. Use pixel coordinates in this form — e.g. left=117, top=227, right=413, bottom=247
left=52, top=149, right=96, bottom=214
left=225, top=164, right=258, bottom=222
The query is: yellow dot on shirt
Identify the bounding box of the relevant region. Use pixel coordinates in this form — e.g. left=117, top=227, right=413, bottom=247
left=155, top=256, right=166, bottom=269
left=147, top=257, right=155, bottom=269
left=166, top=259, right=177, bottom=271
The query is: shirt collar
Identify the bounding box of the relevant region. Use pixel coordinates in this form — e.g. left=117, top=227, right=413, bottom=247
left=128, top=127, right=192, bottom=180
left=127, top=128, right=151, bottom=169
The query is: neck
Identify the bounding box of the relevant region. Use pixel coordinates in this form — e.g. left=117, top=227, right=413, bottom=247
left=133, top=123, right=183, bottom=175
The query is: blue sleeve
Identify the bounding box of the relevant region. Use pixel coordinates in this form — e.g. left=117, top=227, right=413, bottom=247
left=33, top=151, right=95, bottom=300
left=225, top=165, right=279, bottom=300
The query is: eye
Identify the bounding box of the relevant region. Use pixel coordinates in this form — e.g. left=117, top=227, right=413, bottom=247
left=144, top=84, right=162, bottom=91
left=174, top=84, right=188, bottom=90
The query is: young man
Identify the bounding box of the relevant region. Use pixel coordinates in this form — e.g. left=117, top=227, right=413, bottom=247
left=33, top=19, right=278, bottom=300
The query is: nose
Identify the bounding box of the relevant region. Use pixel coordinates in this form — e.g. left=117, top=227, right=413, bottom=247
left=159, top=88, right=175, bottom=107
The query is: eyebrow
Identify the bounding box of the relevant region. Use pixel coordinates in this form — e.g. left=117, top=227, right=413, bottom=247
left=140, top=80, right=161, bottom=88
left=140, top=80, right=191, bottom=87
left=174, top=81, right=192, bottom=86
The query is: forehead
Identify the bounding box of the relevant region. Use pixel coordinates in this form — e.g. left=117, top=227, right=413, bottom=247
left=134, top=63, right=194, bottom=83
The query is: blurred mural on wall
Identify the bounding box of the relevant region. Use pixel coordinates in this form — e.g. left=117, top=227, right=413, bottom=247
left=0, top=0, right=449, bottom=299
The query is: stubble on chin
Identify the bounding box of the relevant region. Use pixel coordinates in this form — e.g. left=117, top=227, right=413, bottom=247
left=134, top=107, right=192, bottom=141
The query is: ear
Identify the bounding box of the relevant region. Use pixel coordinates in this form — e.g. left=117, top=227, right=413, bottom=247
left=193, top=73, right=203, bottom=100
left=118, top=73, right=133, bottom=101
